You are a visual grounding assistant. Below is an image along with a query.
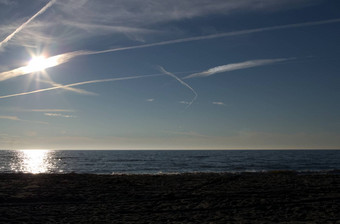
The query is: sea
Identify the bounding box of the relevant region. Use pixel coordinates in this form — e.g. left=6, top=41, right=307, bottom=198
left=0, top=150, right=339, bottom=174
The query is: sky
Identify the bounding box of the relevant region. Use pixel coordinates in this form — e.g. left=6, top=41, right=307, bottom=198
left=0, top=0, right=339, bottom=150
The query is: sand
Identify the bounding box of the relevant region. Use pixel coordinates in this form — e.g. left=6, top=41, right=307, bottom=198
left=0, top=172, right=339, bottom=223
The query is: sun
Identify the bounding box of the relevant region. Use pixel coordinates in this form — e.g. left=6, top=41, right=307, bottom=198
left=25, top=56, right=49, bottom=73
left=24, top=55, right=58, bottom=73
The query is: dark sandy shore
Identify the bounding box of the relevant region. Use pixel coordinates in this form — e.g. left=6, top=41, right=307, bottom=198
left=0, top=172, right=339, bottom=223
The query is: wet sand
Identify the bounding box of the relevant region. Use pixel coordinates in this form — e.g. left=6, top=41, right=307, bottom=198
left=0, top=172, right=339, bottom=223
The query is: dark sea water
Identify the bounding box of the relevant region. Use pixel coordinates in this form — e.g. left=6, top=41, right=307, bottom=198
left=0, top=150, right=339, bottom=174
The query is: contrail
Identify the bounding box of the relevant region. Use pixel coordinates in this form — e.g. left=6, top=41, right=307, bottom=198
left=0, top=74, right=162, bottom=99
left=79, top=18, right=340, bottom=57
left=183, top=58, right=290, bottom=79
left=37, top=78, right=97, bottom=95
left=86, top=18, right=340, bottom=56
left=0, top=0, right=56, bottom=49
left=159, top=66, right=198, bottom=108
left=1, top=18, right=339, bottom=82
left=0, top=50, right=89, bottom=82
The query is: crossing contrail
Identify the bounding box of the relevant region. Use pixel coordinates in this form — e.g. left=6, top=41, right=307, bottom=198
left=159, top=66, right=198, bottom=108
left=1, top=18, right=339, bottom=82
left=0, top=74, right=162, bottom=99
left=37, top=78, right=97, bottom=95
left=0, top=0, right=56, bottom=49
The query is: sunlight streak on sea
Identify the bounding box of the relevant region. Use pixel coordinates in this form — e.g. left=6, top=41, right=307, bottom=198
left=0, top=150, right=339, bottom=174
left=10, top=150, right=57, bottom=174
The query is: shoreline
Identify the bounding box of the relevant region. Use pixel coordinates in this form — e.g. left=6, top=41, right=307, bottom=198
left=1, top=172, right=339, bottom=223
left=2, top=169, right=340, bottom=175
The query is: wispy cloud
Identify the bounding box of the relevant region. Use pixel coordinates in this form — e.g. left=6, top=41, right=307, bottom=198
left=0, top=74, right=162, bottom=99
left=184, top=58, right=291, bottom=79
left=55, top=0, right=320, bottom=27
left=0, top=0, right=55, bottom=49
left=63, top=21, right=157, bottom=35
left=0, top=115, right=20, bottom=121
left=159, top=66, right=198, bottom=108
left=0, top=133, right=19, bottom=145
left=0, top=1, right=334, bottom=50
left=44, top=113, right=76, bottom=118
left=28, top=109, right=75, bottom=113
left=79, top=18, right=340, bottom=57
left=0, top=18, right=338, bottom=82
left=212, top=101, right=225, bottom=106
left=0, top=0, right=16, bottom=6
left=0, top=115, right=47, bottom=124
left=179, top=101, right=190, bottom=105
left=7, top=108, right=76, bottom=113
left=0, top=20, right=57, bottom=48
left=146, top=98, right=155, bottom=102
left=165, top=130, right=210, bottom=138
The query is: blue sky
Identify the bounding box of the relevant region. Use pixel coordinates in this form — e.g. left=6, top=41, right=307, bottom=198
left=0, top=0, right=339, bottom=149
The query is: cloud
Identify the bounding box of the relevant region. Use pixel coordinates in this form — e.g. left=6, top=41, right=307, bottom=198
left=0, top=133, right=20, bottom=146
left=0, top=0, right=16, bottom=5
left=146, top=98, right=154, bottom=102
left=212, top=102, right=225, bottom=106
left=79, top=18, right=340, bottom=56
left=184, top=58, right=291, bottom=79
left=24, top=131, right=37, bottom=137
left=6, top=108, right=76, bottom=113
left=27, top=109, right=75, bottom=113
left=0, top=115, right=47, bottom=124
left=0, top=18, right=338, bottom=82
left=165, top=130, right=210, bottom=138
left=63, top=21, right=157, bottom=35
left=159, top=66, right=198, bottom=108
left=0, top=1, right=332, bottom=50
left=0, top=20, right=57, bottom=48
left=55, top=0, right=319, bottom=27
left=44, top=113, right=76, bottom=118
left=179, top=101, right=190, bottom=105
left=0, top=0, right=56, bottom=49
left=0, top=115, right=20, bottom=121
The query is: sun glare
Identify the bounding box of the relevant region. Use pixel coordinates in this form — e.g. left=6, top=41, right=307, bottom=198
left=10, top=150, right=55, bottom=174
left=24, top=55, right=58, bottom=73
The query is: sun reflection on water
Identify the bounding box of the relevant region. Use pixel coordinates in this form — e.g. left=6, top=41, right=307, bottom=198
left=12, top=150, right=55, bottom=174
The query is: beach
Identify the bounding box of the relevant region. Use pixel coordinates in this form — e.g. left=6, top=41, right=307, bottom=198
left=0, top=172, right=339, bottom=223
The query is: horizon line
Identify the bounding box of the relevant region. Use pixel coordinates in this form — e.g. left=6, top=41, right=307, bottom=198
left=1, top=148, right=339, bottom=151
